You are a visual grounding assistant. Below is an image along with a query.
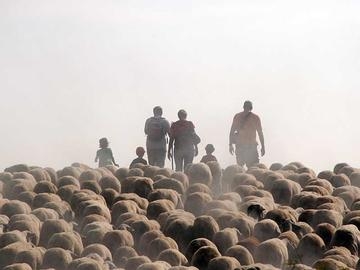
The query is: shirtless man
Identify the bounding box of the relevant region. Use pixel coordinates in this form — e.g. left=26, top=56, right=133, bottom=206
left=229, top=100, right=265, bottom=168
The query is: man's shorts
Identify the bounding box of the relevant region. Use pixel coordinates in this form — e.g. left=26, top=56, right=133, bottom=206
left=235, top=144, right=259, bottom=168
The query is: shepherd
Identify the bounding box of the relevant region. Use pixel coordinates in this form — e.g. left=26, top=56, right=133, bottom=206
left=144, top=106, right=170, bottom=168
left=229, top=100, right=265, bottom=168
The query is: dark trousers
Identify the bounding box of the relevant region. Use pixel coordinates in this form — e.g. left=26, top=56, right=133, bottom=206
left=235, top=144, right=259, bottom=168
left=147, top=149, right=166, bottom=168
left=174, top=147, right=194, bottom=172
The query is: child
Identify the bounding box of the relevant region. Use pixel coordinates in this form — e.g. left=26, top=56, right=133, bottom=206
left=130, top=146, right=148, bottom=168
left=200, top=144, right=218, bottom=163
left=95, top=137, right=118, bottom=167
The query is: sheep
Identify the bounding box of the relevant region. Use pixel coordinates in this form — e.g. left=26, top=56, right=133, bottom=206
left=212, top=228, right=241, bottom=255
left=102, top=229, right=134, bottom=255
left=225, top=245, right=254, bottom=265
left=191, top=215, right=219, bottom=241
left=14, top=247, right=45, bottom=269
left=81, top=243, right=112, bottom=261
left=157, top=248, right=188, bottom=266
left=186, top=163, right=212, bottom=187
left=2, top=263, right=32, bottom=270
left=295, top=233, right=326, bottom=266
left=113, top=246, right=138, bottom=267
left=207, top=256, right=241, bottom=270
left=190, top=245, right=221, bottom=270
left=254, top=238, right=288, bottom=268
left=0, top=242, right=33, bottom=269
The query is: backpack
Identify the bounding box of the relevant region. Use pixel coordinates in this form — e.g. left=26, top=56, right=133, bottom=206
left=147, top=118, right=164, bottom=140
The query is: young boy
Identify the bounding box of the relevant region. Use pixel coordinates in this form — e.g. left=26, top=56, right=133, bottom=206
left=200, top=144, right=218, bottom=163
left=130, top=146, right=148, bottom=168
left=95, top=137, right=118, bottom=167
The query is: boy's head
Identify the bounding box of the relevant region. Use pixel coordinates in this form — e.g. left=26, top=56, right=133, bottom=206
left=178, top=109, right=187, bottom=120
left=136, top=146, right=145, bottom=157
left=205, top=144, right=215, bottom=154
left=99, top=137, right=109, bottom=148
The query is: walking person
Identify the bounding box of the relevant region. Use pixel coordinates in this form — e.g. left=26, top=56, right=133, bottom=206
left=229, top=100, right=265, bottom=168
left=168, top=109, right=200, bottom=171
left=95, top=137, right=118, bottom=167
left=144, top=106, right=170, bottom=168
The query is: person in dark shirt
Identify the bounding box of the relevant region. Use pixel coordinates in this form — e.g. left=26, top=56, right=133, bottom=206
left=200, top=144, right=218, bottom=163
left=130, top=146, right=148, bottom=168
left=168, top=109, right=200, bottom=171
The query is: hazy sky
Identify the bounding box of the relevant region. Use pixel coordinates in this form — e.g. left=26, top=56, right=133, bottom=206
left=1, top=0, right=359, bottom=172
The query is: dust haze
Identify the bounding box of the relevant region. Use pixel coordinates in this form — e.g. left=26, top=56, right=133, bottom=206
left=0, top=0, right=359, bottom=171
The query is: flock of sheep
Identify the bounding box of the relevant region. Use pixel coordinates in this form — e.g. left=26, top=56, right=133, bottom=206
left=1, top=160, right=360, bottom=270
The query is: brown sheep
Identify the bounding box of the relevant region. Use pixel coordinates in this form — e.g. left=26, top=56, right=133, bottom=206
left=186, top=163, right=212, bottom=187
left=113, top=246, right=138, bottom=267
left=212, top=228, right=241, bottom=255
left=191, top=215, right=219, bottom=241
left=39, top=219, right=73, bottom=247
left=190, top=245, right=221, bottom=270
left=57, top=175, right=81, bottom=188
left=147, top=199, right=175, bottom=220
left=148, top=189, right=183, bottom=209
left=81, top=243, right=112, bottom=261
left=153, top=178, right=185, bottom=196
left=296, top=233, right=326, bottom=266
left=136, top=261, right=172, bottom=270
left=225, top=245, right=254, bottom=265
left=3, top=263, right=32, bottom=270
left=0, top=200, right=31, bottom=218
left=222, top=164, right=244, bottom=193
left=146, top=236, right=178, bottom=260
left=253, top=219, right=281, bottom=242
left=270, top=179, right=301, bottom=206
left=47, top=231, right=83, bottom=256
left=41, top=247, right=73, bottom=270
left=170, top=172, right=190, bottom=190
left=254, top=238, right=288, bottom=268
left=102, top=229, right=134, bottom=254
left=124, top=256, right=152, bottom=270
left=330, top=224, right=360, bottom=255
left=207, top=256, right=241, bottom=270
left=157, top=248, right=188, bottom=266
left=329, top=173, right=351, bottom=187
left=98, top=175, right=121, bottom=192
left=0, top=242, right=33, bottom=269
left=14, top=247, right=45, bottom=269
left=314, top=222, right=336, bottom=248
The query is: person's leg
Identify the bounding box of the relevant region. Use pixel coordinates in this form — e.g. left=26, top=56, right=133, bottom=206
left=235, top=144, right=246, bottom=167
left=245, top=145, right=259, bottom=168
left=174, top=148, right=183, bottom=171
left=147, top=148, right=155, bottom=166
left=156, top=149, right=166, bottom=168
left=183, top=149, right=194, bottom=169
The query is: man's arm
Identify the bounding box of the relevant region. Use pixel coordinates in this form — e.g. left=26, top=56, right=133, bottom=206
left=144, top=118, right=150, bottom=135
left=95, top=151, right=98, bottom=162
left=257, top=118, right=265, bottom=156
left=168, top=137, right=174, bottom=160
left=229, top=115, right=237, bottom=155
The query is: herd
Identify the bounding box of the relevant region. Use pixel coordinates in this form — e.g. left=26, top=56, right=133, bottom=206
left=0, top=161, right=360, bottom=270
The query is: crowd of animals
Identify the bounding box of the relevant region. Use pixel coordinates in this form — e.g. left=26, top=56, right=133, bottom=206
left=1, top=161, right=360, bottom=270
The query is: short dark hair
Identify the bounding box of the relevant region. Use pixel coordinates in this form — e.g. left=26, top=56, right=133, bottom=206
left=178, top=109, right=187, bottom=119
left=153, top=106, right=163, bottom=116
left=243, top=100, right=253, bottom=110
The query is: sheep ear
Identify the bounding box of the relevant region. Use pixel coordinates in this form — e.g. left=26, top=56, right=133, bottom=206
left=70, top=251, right=79, bottom=259
left=1, top=223, right=9, bottom=232
left=25, top=230, right=37, bottom=245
